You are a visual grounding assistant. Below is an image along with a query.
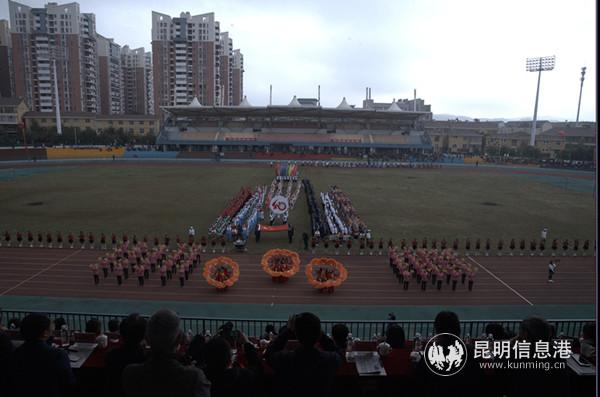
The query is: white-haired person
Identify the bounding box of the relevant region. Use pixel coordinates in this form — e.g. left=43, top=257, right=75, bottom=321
left=123, top=309, right=210, bottom=397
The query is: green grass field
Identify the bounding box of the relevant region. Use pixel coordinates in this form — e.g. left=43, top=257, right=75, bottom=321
left=0, top=163, right=595, bottom=252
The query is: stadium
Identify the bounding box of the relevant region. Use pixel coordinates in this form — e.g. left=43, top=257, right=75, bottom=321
left=156, top=97, right=434, bottom=159
left=0, top=119, right=596, bottom=395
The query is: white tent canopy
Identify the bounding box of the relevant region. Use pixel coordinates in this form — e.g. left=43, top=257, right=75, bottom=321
left=188, top=97, right=202, bottom=108
left=336, top=97, right=353, bottom=110
left=288, top=95, right=302, bottom=107
left=386, top=101, right=403, bottom=112
left=239, top=96, right=252, bottom=107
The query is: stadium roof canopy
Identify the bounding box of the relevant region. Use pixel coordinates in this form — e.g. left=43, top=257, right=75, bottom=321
left=161, top=104, right=427, bottom=122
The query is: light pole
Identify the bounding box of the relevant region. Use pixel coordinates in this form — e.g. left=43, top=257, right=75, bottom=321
left=576, top=66, right=586, bottom=126
left=526, top=56, right=555, bottom=146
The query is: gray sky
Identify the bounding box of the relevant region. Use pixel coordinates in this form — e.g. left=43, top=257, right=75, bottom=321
left=1, top=0, right=596, bottom=120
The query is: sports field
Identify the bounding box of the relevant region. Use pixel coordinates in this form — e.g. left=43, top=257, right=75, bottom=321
left=0, top=247, right=595, bottom=320
left=0, top=162, right=595, bottom=253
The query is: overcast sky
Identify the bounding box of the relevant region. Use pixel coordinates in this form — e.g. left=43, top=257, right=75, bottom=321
left=1, top=0, right=596, bottom=120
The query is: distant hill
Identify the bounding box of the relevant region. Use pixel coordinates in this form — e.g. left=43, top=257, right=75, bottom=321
left=433, top=114, right=569, bottom=122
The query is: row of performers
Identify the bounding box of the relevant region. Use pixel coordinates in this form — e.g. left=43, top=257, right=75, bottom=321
left=0, top=231, right=233, bottom=249
left=389, top=248, right=477, bottom=291
left=88, top=242, right=202, bottom=287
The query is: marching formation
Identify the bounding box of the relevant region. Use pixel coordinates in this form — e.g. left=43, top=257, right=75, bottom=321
left=321, top=185, right=368, bottom=238
left=88, top=241, right=201, bottom=288
left=389, top=246, right=477, bottom=291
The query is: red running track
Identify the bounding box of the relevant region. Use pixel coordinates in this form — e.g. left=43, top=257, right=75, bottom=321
left=0, top=247, right=595, bottom=306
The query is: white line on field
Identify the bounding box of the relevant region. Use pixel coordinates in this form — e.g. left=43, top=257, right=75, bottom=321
left=467, top=256, right=534, bottom=306
left=0, top=250, right=82, bottom=296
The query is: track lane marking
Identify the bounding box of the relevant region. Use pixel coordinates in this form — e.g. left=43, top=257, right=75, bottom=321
left=467, top=256, right=534, bottom=306
left=0, top=250, right=83, bottom=296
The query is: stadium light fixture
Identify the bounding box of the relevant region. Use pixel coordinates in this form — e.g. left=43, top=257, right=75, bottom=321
left=576, top=66, right=586, bottom=126
left=526, top=55, right=555, bottom=146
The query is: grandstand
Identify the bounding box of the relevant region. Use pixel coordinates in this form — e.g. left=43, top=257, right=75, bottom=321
left=157, top=101, right=433, bottom=157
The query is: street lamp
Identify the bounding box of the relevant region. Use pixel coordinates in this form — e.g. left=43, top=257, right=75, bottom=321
left=526, top=55, right=555, bottom=146
left=576, top=66, right=586, bottom=126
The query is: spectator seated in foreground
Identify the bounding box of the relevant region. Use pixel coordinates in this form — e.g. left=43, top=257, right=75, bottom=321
left=105, top=313, right=147, bottom=397
left=414, top=311, right=483, bottom=397
left=265, top=312, right=341, bottom=397
left=123, top=309, right=210, bottom=397
left=9, top=313, right=76, bottom=397
left=203, top=335, right=261, bottom=397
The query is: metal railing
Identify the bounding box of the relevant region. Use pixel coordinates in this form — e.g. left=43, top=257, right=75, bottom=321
left=0, top=309, right=593, bottom=340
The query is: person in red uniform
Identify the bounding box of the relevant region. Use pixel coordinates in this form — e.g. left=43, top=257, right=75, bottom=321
left=100, top=233, right=106, bottom=249
left=122, top=258, right=129, bottom=279
left=37, top=231, right=43, bottom=247
left=178, top=264, right=186, bottom=287
left=78, top=231, right=85, bottom=248
left=101, top=257, right=109, bottom=278
left=135, top=264, right=145, bottom=286
left=57, top=232, right=63, bottom=248
left=28, top=230, right=34, bottom=247
left=90, top=263, right=100, bottom=285
left=111, top=233, right=117, bottom=248
left=16, top=231, right=23, bottom=247
left=88, top=232, right=95, bottom=249
left=114, top=261, right=123, bottom=286
left=159, top=264, right=167, bottom=286
left=46, top=232, right=53, bottom=248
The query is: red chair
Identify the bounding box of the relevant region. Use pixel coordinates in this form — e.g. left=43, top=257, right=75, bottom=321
left=353, top=341, right=377, bottom=351
left=73, top=332, right=98, bottom=343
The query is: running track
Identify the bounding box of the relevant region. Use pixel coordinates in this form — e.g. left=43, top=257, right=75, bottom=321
left=0, top=247, right=594, bottom=306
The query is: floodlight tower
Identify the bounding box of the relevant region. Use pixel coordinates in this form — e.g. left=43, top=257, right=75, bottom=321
left=576, top=66, right=586, bottom=126
left=526, top=55, right=555, bottom=146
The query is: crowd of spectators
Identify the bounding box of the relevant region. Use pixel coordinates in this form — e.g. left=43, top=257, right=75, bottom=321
left=0, top=309, right=595, bottom=397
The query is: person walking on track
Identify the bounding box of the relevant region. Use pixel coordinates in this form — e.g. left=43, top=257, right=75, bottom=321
left=548, top=260, right=558, bottom=283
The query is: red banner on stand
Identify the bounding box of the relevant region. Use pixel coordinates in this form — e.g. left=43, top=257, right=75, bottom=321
left=259, top=224, right=289, bottom=232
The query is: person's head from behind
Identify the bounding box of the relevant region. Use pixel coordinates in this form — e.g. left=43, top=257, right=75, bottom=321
left=21, top=313, right=52, bottom=342
left=8, top=318, right=21, bottom=329
left=54, top=317, right=66, bottom=331
left=519, top=317, right=551, bottom=343
left=294, top=312, right=321, bottom=348
left=582, top=323, right=595, bottom=344
left=434, top=311, right=461, bottom=336
left=146, top=309, right=181, bottom=354
left=187, top=334, right=206, bottom=366
left=203, top=337, right=233, bottom=372
left=120, top=313, right=147, bottom=346
left=108, top=318, right=120, bottom=333
left=264, top=324, right=276, bottom=335
left=85, top=318, right=102, bottom=335
left=331, top=323, right=349, bottom=348
left=386, top=324, right=406, bottom=348
left=485, top=323, right=506, bottom=340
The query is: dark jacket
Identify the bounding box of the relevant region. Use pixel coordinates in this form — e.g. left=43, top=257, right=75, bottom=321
left=10, top=339, right=76, bottom=397
left=105, top=344, right=147, bottom=397
left=0, top=331, right=14, bottom=392
left=123, top=353, right=210, bottom=397
left=265, top=330, right=341, bottom=397
left=204, top=341, right=262, bottom=397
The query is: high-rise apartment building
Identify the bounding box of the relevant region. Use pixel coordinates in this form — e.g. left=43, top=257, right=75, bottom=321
left=218, top=32, right=232, bottom=106
left=8, top=0, right=98, bottom=113
left=232, top=49, right=244, bottom=106
left=151, top=10, right=244, bottom=112
left=121, top=45, right=149, bottom=115
left=145, top=52, right=154, bottom=115
left=97, top=34, right=122, bottom=115
left=0, top=20, right=13, bottom=98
